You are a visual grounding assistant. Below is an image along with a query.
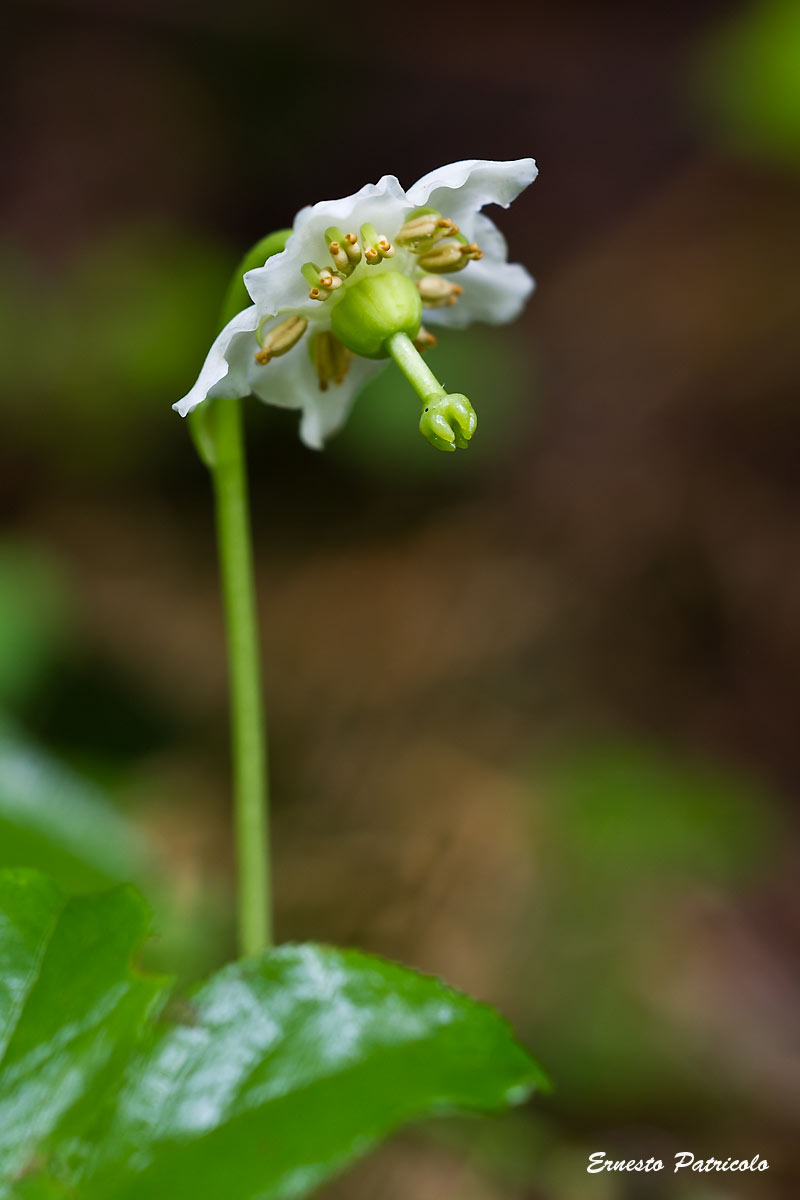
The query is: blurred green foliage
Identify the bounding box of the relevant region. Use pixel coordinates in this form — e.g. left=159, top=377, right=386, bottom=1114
left=0, top=539, right=229, bottom=982
left=0, top=717, right=149, bottom=894
left=0, top=542, right=148, bottom=892
left=695, top=0, right=800, bottom=167
left=421, top=742, right=783, bottom=1196
left=546, top=740, right=775, bottom=889
left=1, top=227, right=229, bottom=478
left=0, top=547, right=68, bottom=707
left=517, top=740, right=779, bottom=1114
left=331, top=326, right=535, bottom=480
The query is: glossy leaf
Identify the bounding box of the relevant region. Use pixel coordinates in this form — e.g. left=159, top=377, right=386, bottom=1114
left=81, top=943, right=547, bottom=1199
left=0, top=871, right=546, bottom=1200
left=0, top=871, right=167, bottom=1186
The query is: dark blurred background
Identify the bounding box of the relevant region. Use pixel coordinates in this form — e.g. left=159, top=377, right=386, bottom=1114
left=2, top=0, right=799, bottom=1196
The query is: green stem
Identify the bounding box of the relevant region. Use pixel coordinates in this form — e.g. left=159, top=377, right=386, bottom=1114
left=192, top=229, right=292, bottom=957
left=210, top=396, right=271, bottom=955
left=385, top=331, right=445, bottom=405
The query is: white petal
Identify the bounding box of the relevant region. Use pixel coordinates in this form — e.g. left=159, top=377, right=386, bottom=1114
left=407, top=158, right=538, bottom=225
left=299, top=357, right=386, bottom=450
left=468, top=211, right=509, bottom=261
left=176, top=161, right=538, bottom=435
left=247, top=331, right=385, bottom=449
left=243, top=175, right=410, bottom=318
left=418, top=210, right=534, bottom=330
left=173, top=306, right=260, bottom=417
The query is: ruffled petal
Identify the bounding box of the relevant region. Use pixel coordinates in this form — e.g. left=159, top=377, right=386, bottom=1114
left=176, top=161, right=538, bottom=436
left=173, top=306, right=260, bottom=417
left=243, top=175, right=410, bottom=318
left=407, top=158, right=538, bottom=225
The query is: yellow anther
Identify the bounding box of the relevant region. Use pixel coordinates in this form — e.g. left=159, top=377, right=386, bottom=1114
left=360, top=222, right=393, bottom=265
left=254, top=315, right=308, bottom=364
left=312, top=331, right=352, bottom=391
left=417, top=276, right=464, bottom=307
left=344, top=233, right=362, bottom=264
left=324, top=226, right=356, bottom=276
left=362, top=236, right=393, bottom=264
left=417, top=240, right=481, bottom=273
left=397, top=213, right=459, bottom=252
left=396, top=214, right=439, bottom=244
left=318, top=269, right=343, bottom=291
left=413, top=326, right=437, bottom=352
left=328, top=241, right=352, bottom=273
left=302, top=261, right=336, bottom=299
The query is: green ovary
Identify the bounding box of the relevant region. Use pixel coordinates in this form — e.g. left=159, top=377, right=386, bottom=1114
left=330, top=273, right=422, bottom=359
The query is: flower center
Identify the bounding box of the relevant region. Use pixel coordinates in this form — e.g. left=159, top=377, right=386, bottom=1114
left=253, top=207, right=483, bottom=395
left=302, top=207, right=482, bottom=312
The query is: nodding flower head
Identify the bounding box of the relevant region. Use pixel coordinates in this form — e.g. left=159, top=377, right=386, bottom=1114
left=175, top=158, right=537, bottom=452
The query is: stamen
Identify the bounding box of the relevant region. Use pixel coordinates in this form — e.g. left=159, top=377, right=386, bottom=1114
left=301, top=262, right=323, bottom=287
left=329, top=241, right=349, bottom=272
left=342, top=233, right=362, bottom=265
left=452, top=231, right=483, bottom=259
left=312, top=331, right=352, bottom=391
left=302, top=261, right=341, bottom=301
left=417, top=240, right=482, bottom=273
left=254, top=315, right=308, bottom=364
left=413, top=326, right=437, bottom=352
left=318, top=269, right=343, bottom=291
left=360, top=223, right=393, bottom=265
left=396, top=211, right=459, bottom=252
left=326, top=226, right=355, bottom=275
left=396, top=214, right=440, bottom=245
left=417, top=276, right=464, bottom=307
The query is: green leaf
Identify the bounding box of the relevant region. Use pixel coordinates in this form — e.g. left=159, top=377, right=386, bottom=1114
left=0, top=871, right=546, bottom=1199
left=82, top=944, right=546, bottom=1199
left=0, top=871, right=167, bottom=1186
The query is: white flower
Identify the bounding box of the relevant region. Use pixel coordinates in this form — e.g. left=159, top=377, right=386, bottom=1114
left=175, top=158, right=538, bottom=450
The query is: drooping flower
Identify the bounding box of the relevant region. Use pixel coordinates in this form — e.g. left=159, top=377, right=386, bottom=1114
left=175, top=158, right=538, bottom=452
